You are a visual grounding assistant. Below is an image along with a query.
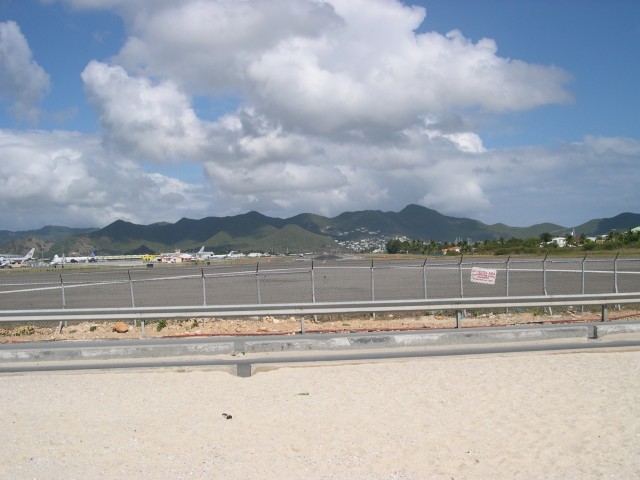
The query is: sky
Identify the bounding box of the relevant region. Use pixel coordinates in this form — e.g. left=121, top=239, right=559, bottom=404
left=0, top=0, right=638, bottom=231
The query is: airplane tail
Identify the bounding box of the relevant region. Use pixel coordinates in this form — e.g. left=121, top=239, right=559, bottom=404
left=22, top=248, right=35, bottom=261
left=198, top=246, right=205, bottom=255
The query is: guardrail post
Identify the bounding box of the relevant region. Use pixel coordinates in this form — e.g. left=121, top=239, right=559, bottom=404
left=455, top=310, right=462, bottom=328
left=601, top=304, right=608, bottom=322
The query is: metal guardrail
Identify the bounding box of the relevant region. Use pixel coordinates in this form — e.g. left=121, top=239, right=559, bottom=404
left=1, top=292, right=638, bottom=333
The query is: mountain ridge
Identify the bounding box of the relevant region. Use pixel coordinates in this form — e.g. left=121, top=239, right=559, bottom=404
left=2, top=205, right=639, bottom=256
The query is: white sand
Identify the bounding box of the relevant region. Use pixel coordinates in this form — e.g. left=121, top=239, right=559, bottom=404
left=1, top=349, right=639, bottom=479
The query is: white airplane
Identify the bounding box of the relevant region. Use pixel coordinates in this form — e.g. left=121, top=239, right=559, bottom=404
left=195, top=246, right=228, bottom=260
left=50, top=250, right=98, bottom=265
left=0, top=248, right=35, bottom=268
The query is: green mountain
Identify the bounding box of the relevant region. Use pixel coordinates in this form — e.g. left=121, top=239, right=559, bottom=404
left=574, top=213, right=640, bottom=237
left=8, top=206, right=640, bottom=256
left=0, top=226, right=98, bottom=257
left=0, top=225, right=97, bottom=245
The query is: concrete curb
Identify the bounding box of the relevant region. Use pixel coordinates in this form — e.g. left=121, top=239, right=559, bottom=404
left=245, top=321, right=640, bottom=353
left=2, top=320, right=640, bottom=363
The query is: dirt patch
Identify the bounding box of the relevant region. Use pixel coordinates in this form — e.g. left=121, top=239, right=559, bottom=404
left=2, top=308, right=639, bottom=343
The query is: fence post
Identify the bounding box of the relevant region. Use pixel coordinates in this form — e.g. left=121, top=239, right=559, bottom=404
left=581, top=254, right=588, bottom=314
left=458, top=255, right=466, bottom=318
left=256, top=263, right=261, bottom=304
left=614, top=252, right=620, bottom=310
left=505, top=256, right=510, bottom=314
left=543, top=254, right=552, bottom=315
left=311, top=261, right=317, bottom=324
left=422, top=257, right=428, bottom=300
left=201, top=268, right=207, bottom=326
left=58, top=274, right=66, bottom=333
left=202, top=268, right=207, bottom=306
left=370, top=259, right=376, bottom=319
left=60, top=274, right=65, bottom=308
left=128, top=270, right=135, bottom=308
left=128, top=270, right=137, bottom=327
left=458, top=255, right=464, bottom=298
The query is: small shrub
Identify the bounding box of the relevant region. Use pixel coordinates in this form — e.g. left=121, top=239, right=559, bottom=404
left=191, top=319, right=199, bottom=328
left=156, top=319, right=167, bottom=332
left=89, top=325, right=97, bottom=332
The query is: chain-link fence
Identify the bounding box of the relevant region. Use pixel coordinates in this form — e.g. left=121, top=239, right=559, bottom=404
left=1, top=256, right=639, bottom=311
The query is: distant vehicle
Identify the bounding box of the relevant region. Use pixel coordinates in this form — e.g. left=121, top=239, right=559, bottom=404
left=50, top=250, right=98, bottom=266
left=0, top=248, right=35, bottom=268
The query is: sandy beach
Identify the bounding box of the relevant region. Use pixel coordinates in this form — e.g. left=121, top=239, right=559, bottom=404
left=1, top=348, right=639, bottom=479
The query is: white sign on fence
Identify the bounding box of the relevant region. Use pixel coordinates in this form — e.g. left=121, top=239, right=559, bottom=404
left=470, top=267, right=497, bottom=285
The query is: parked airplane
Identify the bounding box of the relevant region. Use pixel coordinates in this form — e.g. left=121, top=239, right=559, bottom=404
left=195, top=246, right=229, bottom=260
left=50, top=250, right=98, bottom=265
left=0, top=248, right=35, bottom=268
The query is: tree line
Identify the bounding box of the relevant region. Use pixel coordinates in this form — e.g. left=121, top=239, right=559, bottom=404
left=385, top=229, right=640, bottom=255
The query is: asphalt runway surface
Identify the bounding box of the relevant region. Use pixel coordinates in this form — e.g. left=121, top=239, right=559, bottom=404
left=1, top=256, right=639, bottom=311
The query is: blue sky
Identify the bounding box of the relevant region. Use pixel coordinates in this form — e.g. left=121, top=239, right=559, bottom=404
left=0, top=0, right=638, bottom=231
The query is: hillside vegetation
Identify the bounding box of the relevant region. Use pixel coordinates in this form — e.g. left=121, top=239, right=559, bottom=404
left=2, top=205, right=638, bottom=257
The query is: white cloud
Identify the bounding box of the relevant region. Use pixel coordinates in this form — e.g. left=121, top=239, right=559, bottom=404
left=0, top=21, right=50, bottom=123
left=0, top=130, right=212, bottom=230
left=66, top=0, right=572, bottom=136
left=4, top=0, right=635, bottom=231
left=81, top=61, right=209, bottom=162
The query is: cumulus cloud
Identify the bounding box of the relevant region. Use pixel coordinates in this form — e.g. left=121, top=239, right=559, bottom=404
left=6, top=0, right=636, bottom=230
left=66, top=0, right=573, bottom=223
left=0, top=21, right=50, bottom=123
left=88, top=0, right=572, bottom=137
left=0, top=130, right=212, bottom=230
left=81, top=61, right=210, bottom=162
